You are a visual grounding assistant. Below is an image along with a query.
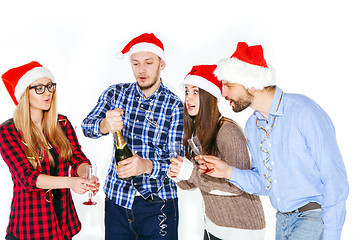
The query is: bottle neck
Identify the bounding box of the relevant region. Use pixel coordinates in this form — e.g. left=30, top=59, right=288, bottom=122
left=115, top=131, right=127, bottom=149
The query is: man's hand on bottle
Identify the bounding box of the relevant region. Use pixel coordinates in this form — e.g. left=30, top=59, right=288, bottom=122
left=116, top=152, right=153, bottom=178
left=100, top=108, right=124, bottom=134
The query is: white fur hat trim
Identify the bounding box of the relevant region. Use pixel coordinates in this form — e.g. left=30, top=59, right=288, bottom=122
left=214, top=57, right=275, bottom=90
left=14, top=66, right=54, bottom=101
left=183, top=75, right=221, bottom=102
left=128, top=42, right=166, bottom=60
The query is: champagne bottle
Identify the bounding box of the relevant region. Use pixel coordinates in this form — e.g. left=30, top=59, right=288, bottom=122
left=115, top=130, right=134, bottom=180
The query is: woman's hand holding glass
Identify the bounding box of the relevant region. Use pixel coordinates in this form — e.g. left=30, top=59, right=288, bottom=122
left=168, top=156, right=184, bottom=178
left=71, top=164, right=100, bottom=196
left=168, top=142, right=183, bottom=178
left=69, top=177, right=95, bottom=195
left=82, top=165, right=100, bottom=205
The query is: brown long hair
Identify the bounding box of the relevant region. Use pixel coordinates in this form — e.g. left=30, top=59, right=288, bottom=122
left=13, top=86, right=73, bottom=169
left=184, top=88, right=222, bottom=158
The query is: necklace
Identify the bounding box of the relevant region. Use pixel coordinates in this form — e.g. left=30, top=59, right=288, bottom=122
left=256, top=91, right=283, bottom=190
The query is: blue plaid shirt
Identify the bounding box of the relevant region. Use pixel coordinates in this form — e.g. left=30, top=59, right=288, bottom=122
left=82, top=81, right=184, bottom=209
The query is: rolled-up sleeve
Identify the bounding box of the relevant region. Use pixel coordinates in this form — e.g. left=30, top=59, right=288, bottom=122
left=82, top=87, right=114, bottom=138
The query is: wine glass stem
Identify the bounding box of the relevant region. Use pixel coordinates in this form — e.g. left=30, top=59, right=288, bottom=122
left=89, top=191, right=93, bottom=201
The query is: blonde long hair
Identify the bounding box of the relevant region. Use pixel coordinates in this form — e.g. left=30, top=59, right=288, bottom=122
left=13, top=86, right=73, bottom=169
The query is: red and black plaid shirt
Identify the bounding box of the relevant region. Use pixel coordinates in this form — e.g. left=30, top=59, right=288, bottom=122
left=0, top=115, right=91, bottom=240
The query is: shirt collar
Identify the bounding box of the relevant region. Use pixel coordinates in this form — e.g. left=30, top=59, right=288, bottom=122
left=254, top=86, right=284, bottom=120
left=134, top=79, right=165, bottom=101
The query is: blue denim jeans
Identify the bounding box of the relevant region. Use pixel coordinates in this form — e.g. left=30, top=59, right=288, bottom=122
left=105, top=196, right=179, bottom=240
left=275, top=209, right=323, bottom=240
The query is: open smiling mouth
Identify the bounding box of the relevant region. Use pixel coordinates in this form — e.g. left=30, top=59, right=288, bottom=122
left=188, top=104, right=196, bottom=110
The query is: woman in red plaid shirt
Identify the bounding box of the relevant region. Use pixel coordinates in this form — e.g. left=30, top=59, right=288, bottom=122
left=0, top=61, right=99, bottom=240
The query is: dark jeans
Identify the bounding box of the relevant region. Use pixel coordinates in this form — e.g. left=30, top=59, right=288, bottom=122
left=203, top=230, right=222, bottom=240
left=105, top=196, right=179, bottom=240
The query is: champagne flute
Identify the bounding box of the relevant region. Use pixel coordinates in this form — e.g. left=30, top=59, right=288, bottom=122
left=83, top=165, right=97, bottom=205
left=187, top=136, right=212, bottom=173
left=169, top=141, right=182, bottom=158
left=168, top=141, right=183, bottom=178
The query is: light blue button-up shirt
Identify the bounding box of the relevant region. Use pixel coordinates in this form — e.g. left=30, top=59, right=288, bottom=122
left=229, top=86, right=349, bottom=239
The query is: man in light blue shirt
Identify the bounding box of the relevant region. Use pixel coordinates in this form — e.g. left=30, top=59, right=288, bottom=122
left=198, top=42, right=349, bottom=240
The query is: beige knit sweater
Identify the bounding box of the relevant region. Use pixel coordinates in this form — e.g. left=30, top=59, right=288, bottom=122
left=177, top=121, right=265, bottom=230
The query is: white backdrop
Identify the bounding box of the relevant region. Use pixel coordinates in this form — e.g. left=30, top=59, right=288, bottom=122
left=0, top=1, right=358, bottom=239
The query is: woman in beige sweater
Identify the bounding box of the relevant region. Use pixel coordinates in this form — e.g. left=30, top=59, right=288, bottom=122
left=168, top=65, right=265, bottom=240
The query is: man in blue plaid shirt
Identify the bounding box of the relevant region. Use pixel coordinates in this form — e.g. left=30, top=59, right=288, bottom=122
left=82, top=33, right=184, bottom=240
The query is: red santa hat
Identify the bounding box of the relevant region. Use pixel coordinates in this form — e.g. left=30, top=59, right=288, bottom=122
left=183, top=64, right=222, bottom=102
left=1, top=61, right=54, bottom=105
left=118, top=33, right=165, bottom=60
left=214, top=42, right=275, bottom=90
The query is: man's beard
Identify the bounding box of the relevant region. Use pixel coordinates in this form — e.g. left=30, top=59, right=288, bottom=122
left=232, top=99, right=251, bottom=112
left=136, top=66, right=161, bottom=90
left=228, top=89, right=253, bottom=113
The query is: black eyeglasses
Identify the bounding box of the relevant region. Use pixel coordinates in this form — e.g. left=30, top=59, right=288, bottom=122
left=29, top=82, right=56, bottom=95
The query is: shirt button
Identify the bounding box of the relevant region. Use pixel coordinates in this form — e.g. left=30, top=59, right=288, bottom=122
left=266, top=126, right=270, bottom=130
left=277, top=198, right=281, bottom=202
left=268, top=143, right=272, bottom=147
left=141, top=104, right=144, bottom=107
left=274, top=179, right=278, bottom=184
left=271, top=161, right=275, bottom=165
left=136, top=120, right=139, bottom=122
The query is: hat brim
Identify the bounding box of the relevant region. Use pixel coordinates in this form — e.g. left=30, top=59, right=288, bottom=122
left=183, top=75, right=221, bottom=102
left=214, top=57, right=275, bottom=90
left=14, top=66, right=54, bottom=101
